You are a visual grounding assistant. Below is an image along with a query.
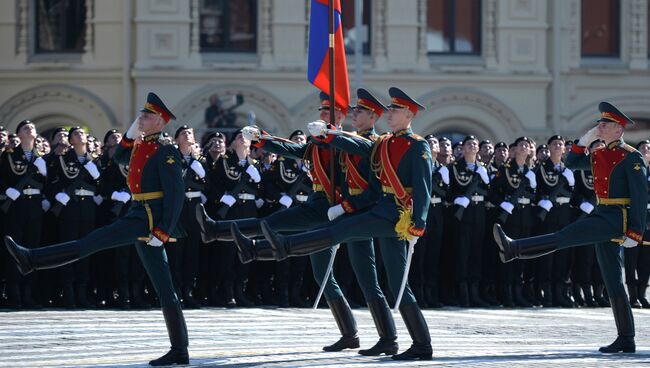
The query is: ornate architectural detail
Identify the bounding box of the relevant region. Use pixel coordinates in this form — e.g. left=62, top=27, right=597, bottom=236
left=83, top=0, right=94, bottom=55
left=629, top=0, right=648, bottom=69
left=16, top=0, right=28, bottom=57
left=190, top=0, right=200, bottom=54
left=484, top=0, right=497, bottom=68
left=373, top=0, right=387, bottom=69
left=417, top=0, right=427, bottom=67
left=0, top=84, right=117, bottom=131
left=566, top=0, right=580, bottom=69
left=259, top=0, right=273, bottom=65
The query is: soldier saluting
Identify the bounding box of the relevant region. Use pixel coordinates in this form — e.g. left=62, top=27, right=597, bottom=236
left=494, top=101, right=647, bottom=354
left=4, top=93, right=190, bottom=366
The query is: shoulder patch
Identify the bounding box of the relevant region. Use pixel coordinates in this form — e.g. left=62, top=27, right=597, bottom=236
left=410, top=133, right=425, bottom=141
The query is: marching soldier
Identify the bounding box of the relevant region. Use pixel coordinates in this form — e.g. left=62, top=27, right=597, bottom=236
left=168, top=125, right=206, bottom=308
left=49, top=126, right=102, bottom=308
left=570, top=139, right=605, bottom=308
left=494, top=101, right=646, bottom=353
left=0, top=120, right=48, bottom=308
left=5, top=92, right=190, bottom=365
left=533, top=135, right=575, bottom=307
left=235, top=87, right=433, bottom=360
left=489, top=137, right=536, bottom=307
left=447, top=135, right=490, bottom=307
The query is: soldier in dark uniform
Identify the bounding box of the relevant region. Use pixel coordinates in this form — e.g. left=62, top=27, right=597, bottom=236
left=490, top=137, right=536, bottom=307
left=478, top=140, right=494, bottom=166
left=267, top=130, right=312, bottom=307
left=436, top=136, right=456, bottom=305
left=212, top=129, right=262, bottom=307
left=48, top=126, right=102, bottom=308
left=533, top=135, right=575, bottom=307
left=624, top=139, right=650, bottom=308
left=238, top=87, right=434, bottom=361
left=447, top=135, right=490, bottom=307
left=168, top=125, right=206, bottom=308
left=0, top=120, right=48, bottom=308
left=5, top=93, right=190, bottom=366
left=416, top=134, right=447, bottom=308
left=569, top=139, right=605, bottom=308
left=494, top=102, right=646, bottom=353
left=481, top=141, right=509, bottom=305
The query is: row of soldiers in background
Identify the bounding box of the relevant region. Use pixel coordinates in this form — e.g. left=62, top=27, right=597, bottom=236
left=1, top=119, right=649, bottom=312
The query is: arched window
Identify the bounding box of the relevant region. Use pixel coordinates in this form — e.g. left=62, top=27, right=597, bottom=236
left=581, top=0, right=620, bottom=57
left=199, top=0, right=257, bottom=52
left=35, top=0, right=86, bottom=53
left=426, top=0, right=481, bottom=54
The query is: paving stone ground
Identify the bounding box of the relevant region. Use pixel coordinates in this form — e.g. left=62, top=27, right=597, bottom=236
left=1, top=307, right=649, bottom=367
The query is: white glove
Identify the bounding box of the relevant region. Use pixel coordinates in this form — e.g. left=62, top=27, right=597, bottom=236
left=476, top=165, right=490, bottom=184
left=111, top=191, right=130, bottom=203
left=621, top=237, right=638, bottom=248
left=577, top=126, right=599, bottom=147
left=524, top=170, right=537, bottom=189
left=438, top=166, right=450, bottom=185
left=307, top=120, right=327, bottom=137
left=241, top=126, right=260, bottom=141
left=245, top=165, right=261, bottom=183
left=41, top=199, right=51, bottom=212
left=579, top=202, right=594, bottom=214
left=200, top=193, right=207, bottom=204
left=279, top=195, right=293, bottom=208
left=84, top=161, right=100, bottom=179
left=55, top=192, right=71, bottom=206
left=5, top=187, right=20, bottom=201
left=93, top=195, right=103, bottom=206
left=190, top=160, right=206, bottom=178
left=111, top=191, right=121, bottom=201
left=126, top=118, right=141, bottom=139
left=408, top=236, right=420, bottom=248
left=147, top=235, right=164, bottom=247
left=538, top=199, right=553, bottom=212
left=33, top=157, right=47, bottom=176
left=255, top=198, right=264, bottom=208
left=220, top=194, right=236, bottom=207
left=562, top=168, right=575, bottom=186
left=500, top=201, right=515, bottom=214
left=454, top=196, right=470, bottom=208
left=327, top=204, right=345, bottom=221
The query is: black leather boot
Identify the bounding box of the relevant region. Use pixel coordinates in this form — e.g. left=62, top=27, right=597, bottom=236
left=182, top=286, right=202, bottom=309
left=457, top=282, right=470, bottom=308
left=493, top=224, right=558, bottom=263
left=262, top=221, right=332, bottom=261
left=322, top=298, right=360, bottom=352
left=553, top=283, right=574, bottom=308
left=22, top=284, right=42, bottom=309
left=392, top=302, right=432, bottom=360
left=481, top=283, right=499, bottom=306
left=469, top=283, right=489, bottom=308
left=6, top=284, right=22, bottom=309
left=115, top=283, right=130, bottom=309
left=75, top=283, right=93, bottom=309
left=514, top=284, right=533, bottom=308
left=540, top=283, right=553, bottom=307
left=595, top=284, right=611, bottom=307
left=131, top=282, right=151, bottom=309
left=231, top=223, right=276, bottom=264
left=234, top=281, right=254, bottom=307
left=4, top=236, right=80, bottom=275
left=425, top=286, right=443, bottom=308
left=627, top=284, right=641, bottom=309
left=572, top=283, right=586, bottom=306
left=149, top=304, right=190, bottom=366
left=583, top=284, right=599, bottom=308
left=599, top=296, right=635, bottom=353
left=196, top=205, right=260, bottom=243
left=638, top=285, right=650, bottom=308
left=501, top=284, right=514, bottom=308
left=359, top=298, right=398, bottom=356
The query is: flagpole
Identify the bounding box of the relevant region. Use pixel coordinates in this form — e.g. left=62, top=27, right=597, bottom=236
left=328, top=0, right=336, bottom=204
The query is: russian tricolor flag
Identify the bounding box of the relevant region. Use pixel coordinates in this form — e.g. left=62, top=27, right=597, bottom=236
left=307, top=0, right=350, bottom=111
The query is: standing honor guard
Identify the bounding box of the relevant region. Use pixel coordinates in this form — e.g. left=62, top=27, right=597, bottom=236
left=235, top=87, right=433, bottom=360
left=447, top=135, right=490, bottom=307
left=494, top=102, right=646, bottom=353
left=4, top=93, right=189, bottom=366
left=0, top=120, right=48, bottom=308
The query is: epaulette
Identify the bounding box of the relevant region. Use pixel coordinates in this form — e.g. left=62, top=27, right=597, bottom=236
left=223, top=153, right=229, bottom=159
left=278, top=156, right=285, bottom=161
left=6, top=148, right=13, bottom=153
left=621, top=144, right=636, bottom=153
left=36, top=150, right=44, bottom=157
left=409, top=133, right=425, bottom=141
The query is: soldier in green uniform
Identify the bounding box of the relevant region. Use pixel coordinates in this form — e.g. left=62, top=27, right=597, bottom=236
left=4, top=93, right=189, bottom=366
left=235, top=87, right=433, bottom=361
left=494, top=102, right=646, bottom=353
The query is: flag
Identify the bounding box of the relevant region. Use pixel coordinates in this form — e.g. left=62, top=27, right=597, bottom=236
left=307, top=0, right=350, bottom=111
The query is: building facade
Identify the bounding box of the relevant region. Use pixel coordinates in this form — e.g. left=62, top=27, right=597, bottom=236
left=0, top=0, right=649, bottom=143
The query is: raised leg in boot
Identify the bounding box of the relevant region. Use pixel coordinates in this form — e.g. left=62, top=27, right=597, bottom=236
left=493, top=224, right=558, bottom=263
left=196, top=204, right=260, bottom=243
left=4, top=236, right=80, bottom=276
left=322, top=297, right=360, bottom=352
left=231, top=223, right=276, bottom=264
left=358, top=298, right=398, bottom=356
left=261, top=221, right=332, bottom=261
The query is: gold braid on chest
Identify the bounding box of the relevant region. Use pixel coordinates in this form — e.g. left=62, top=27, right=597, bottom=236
left=370, top=136, right=388, bottom=179
left=581, top=171, right=594, bottom=190
left=119, top=163, right=129, bottom=178
left=279, top=160, right=298, bottom=184
left=505, top=167, right=521, bottom=189
left=7, top=154, right=28, bottom=175
left=452, top=164, right=472, bottom=186
left=59, top=155, right=81, bottom=179
left=222, top=158, right=242, bottom=181
left=540, top=165, right=558, bottom=186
